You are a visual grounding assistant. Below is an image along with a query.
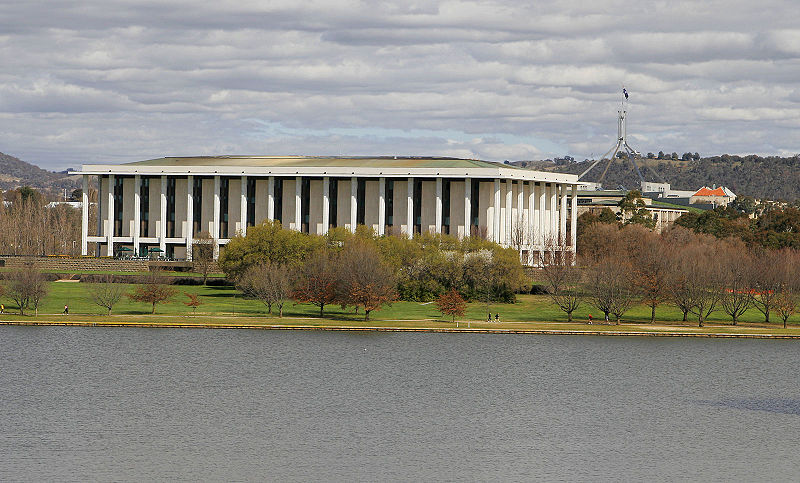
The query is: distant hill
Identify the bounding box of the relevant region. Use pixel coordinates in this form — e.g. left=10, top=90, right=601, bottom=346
left=0, top=152, right=80, bottom=196
left=510, top=155, right=800, bottom=201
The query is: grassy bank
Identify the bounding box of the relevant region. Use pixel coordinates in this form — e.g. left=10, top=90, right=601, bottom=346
left=2, top=281, right=800, bottom=337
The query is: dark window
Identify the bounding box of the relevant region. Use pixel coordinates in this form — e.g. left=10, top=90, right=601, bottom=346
left=356, top=178, right=366, bottom=226
left=193, top=178, right=202, bottom=235
left=247, top=177, right=256, bottom=226
left=274, top=178, right=283, bottom=224
left=443, top=179, right=451, bottom=234
left=167, top=177, right=176, bottom=237
left=413, top=179, right=422, bottom=233
left=329, top=179, right=338, bottom=227
left=471, top=180, right=480, bottom=228
left=140, top=177, right=150, bottom=236
left=220, top=178, right=229, bottom=238
left=301, top=178, right=310, bottom=232
left=113, top=176, right=124, bottom=236
left=386, top=179, right=394, bottom=227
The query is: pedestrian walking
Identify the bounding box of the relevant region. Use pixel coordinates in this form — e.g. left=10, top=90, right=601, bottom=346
left=63, top=304, right=69, bottom=315
left=588, top=314, right=592, bottom=324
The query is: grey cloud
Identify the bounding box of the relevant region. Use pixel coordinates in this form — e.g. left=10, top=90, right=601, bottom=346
left=1, top=0, right=800, bottom=170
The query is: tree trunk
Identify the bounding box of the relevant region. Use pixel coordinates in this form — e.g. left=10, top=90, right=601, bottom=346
left=732, top=315, right=737, bottom=326
left=698, top=315, right=703, bottom=327
left=650, top=305, right=656, bottom=324
left=108, top=308, right=112, bottom=316
left=152, top=303, right=156, bottom=314
left=278, top=305, right=283, bottom=318
left=567, top=312, right=572, bottom=322
left=319, top=304, right=324, bottom=316
left=267, top=302, right=272, bottom=314
left=765, top=310, right=770, bottom=324
left=364, top=310, right=370, bottom=321
left=784, top=318, right=788, bottom=329
left=682, top=310, right=688, bottom=322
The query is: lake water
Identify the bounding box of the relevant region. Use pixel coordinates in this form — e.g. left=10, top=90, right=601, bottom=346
left=1, top=326, right=799, bottom=481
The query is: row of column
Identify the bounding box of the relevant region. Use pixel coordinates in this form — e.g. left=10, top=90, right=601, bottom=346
left=83, top=175, right=577, bottom=260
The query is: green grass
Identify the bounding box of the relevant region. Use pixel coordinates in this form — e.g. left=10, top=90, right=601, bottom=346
left=5, top=282, right=800, bottom=331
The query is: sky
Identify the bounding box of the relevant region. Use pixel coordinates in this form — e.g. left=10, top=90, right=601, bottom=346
left=1, top=0, right=799, bottom=171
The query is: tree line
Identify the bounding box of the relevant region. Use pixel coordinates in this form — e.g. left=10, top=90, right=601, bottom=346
left=219, top=220, right=527, bottom=320
left=543, top=221, right=800, bottom=327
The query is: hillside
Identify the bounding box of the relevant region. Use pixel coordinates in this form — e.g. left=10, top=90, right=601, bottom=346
left=0, top=152, right=80, bottom=195
left=511, top=155, right=800, bottom=201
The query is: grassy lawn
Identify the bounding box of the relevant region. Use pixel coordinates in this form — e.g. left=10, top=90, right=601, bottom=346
left=2, top=281, right=800, bottom=337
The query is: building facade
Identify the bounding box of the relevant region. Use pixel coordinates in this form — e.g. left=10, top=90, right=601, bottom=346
left=79, top=156, right=579, bottom=263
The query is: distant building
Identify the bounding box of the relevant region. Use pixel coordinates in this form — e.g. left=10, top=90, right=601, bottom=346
left=79, top=156, right=579, bottom=262
left=690, top=186, right=736, bottom=207
left=576, top=189, right=688, bottom=232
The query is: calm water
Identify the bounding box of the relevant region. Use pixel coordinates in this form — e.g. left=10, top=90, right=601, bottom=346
left=1, top=327, right=800, bottom=481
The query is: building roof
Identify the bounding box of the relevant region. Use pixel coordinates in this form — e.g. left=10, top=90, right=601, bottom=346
left=80, top=155, right=579, bottom=184
left=124, top=155, right=507, bottom=170
left=693, top=186, right=727, bottom=197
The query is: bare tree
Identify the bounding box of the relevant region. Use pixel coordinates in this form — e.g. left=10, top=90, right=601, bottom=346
left=336, top=239, right=397, bottom=321
left=586, top=256, right=635, bottom=324
left=292, top=251, right=338, bottom=316
left=192, top=231, right=215, bottom=284
left=87, top=274, right=126, bottom=315
left=238, top=261, right=294, bottom=316
left=6, top=264, right=48, bottom=316
left=718, top=242, right=752, bottom=325
left=774, top=290, right=797, bottom=329
left=749, top=249, right=788, bottom=324
left=538, top=238, right=582, bottom=322
left=630, top=232, right=671, bottom=323
left=681, top=244, right=723, bottom=327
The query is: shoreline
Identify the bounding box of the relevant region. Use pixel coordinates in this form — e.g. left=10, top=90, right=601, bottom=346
left=3, top=317, right=800, bottom=339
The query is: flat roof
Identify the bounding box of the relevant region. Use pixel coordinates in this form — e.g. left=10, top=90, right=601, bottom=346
left=124, top=155, right=508, bottom=170
left=81, top=155, right=579, bottom=184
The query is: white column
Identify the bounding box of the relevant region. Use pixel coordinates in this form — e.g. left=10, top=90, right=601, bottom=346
left=407, top=177, right=414, bottom=237
left=560, top=184, right=568, bottom=247
left=505, top=180, right=513, bottom=246
left=378, top=177, right=386, bottom=236
left=527, top=182, right=536, bottom=263
left=516, top=180, right=523, bottom=247
left=96, top=176, right=103, bottom=256
left=159, top=175, right=168, bottom=255
left=551, top=184, right=558, bottom=244
left=322, top=176, right=330, bottom=235
left=570, top=185, right=578, bottom=261
left=240, top=175, right=248, bottom=236
left=267, top=176, right=275, bottom=221
left=435, top=177, right=443, bottom=234
left=538, top=183, right=547, bottom=251
left=295, top=175, right=302, bottom=232
left=464, top=177, right=471, bottom=239
left=212, top=175, right=220, bottom=258
left=186, top=175, right=194, bottom=260
left=493, top=179, right=501, bottom=243
left=133, top=175, right=141, bottom=254
left=106, top=175, right=115, bottom=256
left=350, top=176, right=357, bottom=233
left=81, top=175, right=89, bottom=255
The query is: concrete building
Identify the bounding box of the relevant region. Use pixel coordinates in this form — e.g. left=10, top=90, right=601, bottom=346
left=79, top=156, right=579, bottom=263
left=576, top=189, right=688, bottom=232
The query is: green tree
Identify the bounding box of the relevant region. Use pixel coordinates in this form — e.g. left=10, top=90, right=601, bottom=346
left=618, top=190, right=656, bottom=229
left=218, top=220, right=324, bottom=280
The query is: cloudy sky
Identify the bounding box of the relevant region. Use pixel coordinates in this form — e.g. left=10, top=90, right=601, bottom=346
left=1, top=1, right=799, bottom=170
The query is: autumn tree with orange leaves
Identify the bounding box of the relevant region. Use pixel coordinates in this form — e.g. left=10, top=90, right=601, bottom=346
left=292, top=251, right=338, bottom=317
left=436, top=288, right=466, bottom=323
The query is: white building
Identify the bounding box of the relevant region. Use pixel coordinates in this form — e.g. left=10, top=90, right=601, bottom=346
left=79, top=156, right=579, bottom=262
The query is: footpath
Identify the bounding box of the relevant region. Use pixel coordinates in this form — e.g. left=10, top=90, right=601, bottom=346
left=2, top=315, right=800, bottom=339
